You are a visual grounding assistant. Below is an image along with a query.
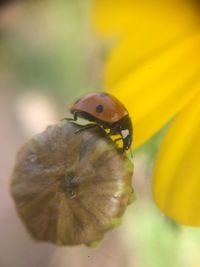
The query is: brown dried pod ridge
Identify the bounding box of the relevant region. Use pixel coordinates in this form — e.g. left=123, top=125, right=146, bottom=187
left=10, top=121, right=134, bottom=246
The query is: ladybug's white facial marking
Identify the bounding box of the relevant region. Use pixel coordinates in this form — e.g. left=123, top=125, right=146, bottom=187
left=121, top=129, right=129, bottom=139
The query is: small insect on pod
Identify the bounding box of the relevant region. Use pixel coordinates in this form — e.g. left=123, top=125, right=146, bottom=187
left=68, top=92, right=133, bottom=152
left=11, top=120, right=134, bottom=246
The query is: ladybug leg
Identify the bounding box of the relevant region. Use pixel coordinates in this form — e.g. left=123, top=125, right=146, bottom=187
left=108, top=127, right=119, bottom=135
left=113, top=137, right=123, bottom=143
left=108, top=123, right=121, bottom=136
left=74, top=123, right=100, bottom=134
left=61, top=112, right=78, bottom=122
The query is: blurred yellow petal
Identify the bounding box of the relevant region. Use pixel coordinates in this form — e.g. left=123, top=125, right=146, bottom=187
left=108, top=32, right=200, bottom=148
left=93, top=0, right=200, bottom=147
left=153, top=92, right=200, bottom=226
left=94, top=0, right=200, bottom=226
left=93, top=0, right=199, bottom=37
left=105, top=31, right=199, bottom=88
left=93, top=0, right=135, bottom=37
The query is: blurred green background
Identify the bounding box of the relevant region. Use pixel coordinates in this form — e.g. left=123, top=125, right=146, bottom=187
left=1, top=1, right=200, bottom=267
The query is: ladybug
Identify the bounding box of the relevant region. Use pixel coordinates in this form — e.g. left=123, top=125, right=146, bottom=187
left=67, top=92, right=133, bottom=151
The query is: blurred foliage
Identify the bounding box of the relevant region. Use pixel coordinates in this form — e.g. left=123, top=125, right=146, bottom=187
left=0, top=0, right=102, bottom=104
left=134, top=121, right=171, bottom=170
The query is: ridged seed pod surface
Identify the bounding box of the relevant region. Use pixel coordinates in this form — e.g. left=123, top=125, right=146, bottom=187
left=11, top=122, right=134, bottom=246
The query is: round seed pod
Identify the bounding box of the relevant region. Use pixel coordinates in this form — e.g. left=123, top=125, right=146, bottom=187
left=10, top=122, right=134, bottom=246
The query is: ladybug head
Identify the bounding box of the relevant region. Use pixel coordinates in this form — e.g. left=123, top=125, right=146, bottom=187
left=121, top=129, right=132, bottom=150
left=112, top=115, right=133, bottom=151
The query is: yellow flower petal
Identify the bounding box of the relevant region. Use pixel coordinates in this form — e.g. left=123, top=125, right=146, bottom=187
left=105, top=31, right=199, bottom=88
left=108, top=32, right=200, bottom=148
left=93, top=0, right=199, bottom=37
left=92, top=0, right=131, bottom=36
left=96, top=0, right=199, bottom=86
left=153, top=92, right=200, bottom=226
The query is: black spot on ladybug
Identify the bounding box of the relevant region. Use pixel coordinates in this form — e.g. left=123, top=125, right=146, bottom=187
left=99, top=93, right=108, bottom=98
left=96, top=105, right=104, bottom=113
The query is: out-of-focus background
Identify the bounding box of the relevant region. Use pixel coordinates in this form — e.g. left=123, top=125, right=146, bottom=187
left=1, top=1, right=200, bottom=267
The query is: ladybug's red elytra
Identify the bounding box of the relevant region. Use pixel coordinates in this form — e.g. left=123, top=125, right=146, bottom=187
left=68, top=92, right=133, bottom=151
